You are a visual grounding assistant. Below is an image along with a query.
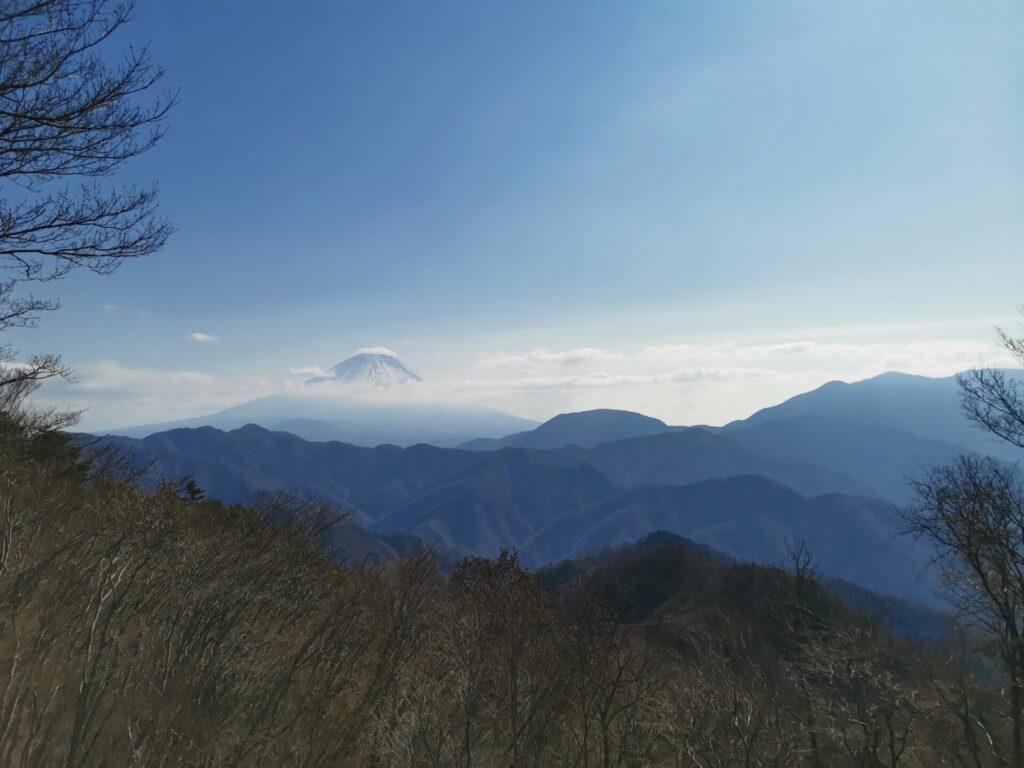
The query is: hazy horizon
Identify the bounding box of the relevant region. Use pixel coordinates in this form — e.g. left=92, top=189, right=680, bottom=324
left=53, top=337, right=1020, bottom=433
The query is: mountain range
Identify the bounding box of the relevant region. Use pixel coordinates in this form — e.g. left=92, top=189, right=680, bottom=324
left=726, top=370, right=1022, bottom=462
left=92, top=368, right=1024, bottom=607
left=91, top=367, right=1024, bottom=607
left=104, top=422, right=936, bottom=601
left=464, top=371, right=1020, bottom=501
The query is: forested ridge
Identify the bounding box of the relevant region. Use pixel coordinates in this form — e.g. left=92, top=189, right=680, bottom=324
left=0, top=408, right=1014, bottom=767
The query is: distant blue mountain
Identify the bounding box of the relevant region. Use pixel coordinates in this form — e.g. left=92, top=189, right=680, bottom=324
left=522, top=474, right=935, bottom=605
left=372, top=449, right=622, bottom=559
left=95, top=419, right=938, bottom=604
left=725, top=370, right=1023, bottom=462
left=106, top=349, right=537, bottom=447
left=716, top=415, right=968, bottom=502
left=108, top=395, right=537, bottom=448
left=99, top=424, right=482, bottom=526
left=459, top=371, right=1024, bottom=502
left=99, top=422, right=867, bottom=521
left=460, top=409, right=670, bottom=450
left=88, top=369, right=1024, bottom=605
left=582, top=428, right=869, bottom=498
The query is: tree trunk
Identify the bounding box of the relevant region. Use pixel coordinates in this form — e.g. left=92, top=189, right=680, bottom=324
left=1012, top=673, right=1023, bottom=768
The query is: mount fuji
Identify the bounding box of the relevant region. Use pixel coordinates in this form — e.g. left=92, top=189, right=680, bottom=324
left=306, top=348, right=423, bottom=388
left=106, top=349, right=536, bottom=447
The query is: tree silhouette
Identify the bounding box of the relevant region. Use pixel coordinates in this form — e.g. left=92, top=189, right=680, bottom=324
left=0, top=0, right=175, bottom=395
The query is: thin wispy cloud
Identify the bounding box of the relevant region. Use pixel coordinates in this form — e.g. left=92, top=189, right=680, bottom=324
left=34, top=331, right=1017, bottom=432
left=31, top=360, right=274, bottom=430
left=475, top=339, right=1011, bottom=379
left=289, top=365, right=331, bottom=377
left=476, top=347, right=625, bottom=369
left=355, top=346, right=398, bottom=356
left=188, top=332, right=218, bottom=343
left=639, top=339, right=1012, bottom=373
left=444, top=367, right=776, bottom=392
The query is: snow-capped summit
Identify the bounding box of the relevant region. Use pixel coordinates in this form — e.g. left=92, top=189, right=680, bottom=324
left=306, top=348, right=423, bottom=388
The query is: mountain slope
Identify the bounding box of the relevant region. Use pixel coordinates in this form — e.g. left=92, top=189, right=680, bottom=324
left=719, top=414, right=970, bottom=502
left=372, top=449, right=621, bottom=557
left=94, top=422, right=936, bottom=602
left=524, top=475, right=937, bottom=605
left=99, top=422, right=869, bottom=520
left=584, top=428, right=870, bottom=498
left=462, top=371, right=1022, bottom=504
left=100, top=424, right=484, bottom=523
left=727, top=370, right=1022, bottom=461
left=538, top=531, right=947, bottom=642
left=460, top=409, right=670, bottom=450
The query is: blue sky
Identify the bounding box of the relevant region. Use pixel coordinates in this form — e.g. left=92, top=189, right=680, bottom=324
left=16, top=0, right=1024, bottom=428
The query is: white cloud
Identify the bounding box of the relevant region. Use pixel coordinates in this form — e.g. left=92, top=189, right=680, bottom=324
left=355, top=346, right=397, bottom=356
left=188, top=332, right=218, bottom=343
left=24, top=330, right=1018, bottom=435
left=462, top=334, right=1016, bottom=424
left=288, top=365, right=331, bottom=377
left=446, top=367, right=773, bottom=391
left=476, top=347, right=625, bottom=369
left=638, top=339, right=1011, bottom=375
left=28, top=360, right=274, bottom=431
left=668, top=367, right=773, bottom=382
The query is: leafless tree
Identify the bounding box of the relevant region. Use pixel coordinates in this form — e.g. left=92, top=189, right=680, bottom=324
left=0, top=0, right=174, bottom=389
left=958, top=310, right=1024, bottom=450
left=653, top=625, right=797, bottom=768
left=902, top=310, right=1024, bottom=767
left=559, top=595, right=663, bottom=768
left=927, top=626, right=1007, bottom=768
left=903, top=458, right=1024, bottom=767
left=447, top=551, right=568, bottom=767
